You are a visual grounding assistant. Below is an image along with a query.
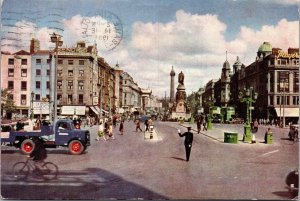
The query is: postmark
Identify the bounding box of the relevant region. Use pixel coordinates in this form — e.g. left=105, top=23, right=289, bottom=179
left=80, top=9, right=123, bottom=51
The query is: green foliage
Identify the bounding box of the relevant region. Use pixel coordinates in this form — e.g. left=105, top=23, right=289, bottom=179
left=1, top=89, right=17, bottom=114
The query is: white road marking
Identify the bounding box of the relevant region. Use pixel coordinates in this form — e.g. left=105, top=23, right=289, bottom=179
left=260, top=149, right=279, bottom=157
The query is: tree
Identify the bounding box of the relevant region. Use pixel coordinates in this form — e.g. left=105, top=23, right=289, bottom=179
left=1, top=89, right=17, bottom=119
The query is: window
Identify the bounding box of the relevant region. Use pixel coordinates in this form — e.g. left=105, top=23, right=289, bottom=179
left=79, top=60, right=84, bottom=65
left=68, top=70, right=73, bottom=77
left=68, top=81, right=73, bottom=89
left=269, top=96, right=274, bottom=105
left=21, top=81, right=27, bottom=91
left=47, top=59, right=51, bottom=64
left=46, top=94, right=50, bottom=100
left=21, top=59, right=27, bottom=65
left=36, top=69, right=41, bottom=76
left=35, top=94, right=41, bottom=101
left=293, top=96, right=299, bottom=105
left=78, top=81, right=84, bottom=90
left=8, top=81, right=14, bottom=90
left=47, top=69, right=50, bottom=76
left=68, top=60, right=73, bottom=65
left=36, top=59, right=41, bottom=64
left=58, top=70, right=62, bottom=77
left=68, top=94, right=73, bottom=104
left=57, top=80, right=62, bottom=89
left=21, top=95, right=26, bottom=105
left=79, top=94, right=84, bottom=104
left=294, top=72, right=299, bottom=93
left=276, top=96, right=280, bottom=105
left=36, top=81, right=41, bottom=89
left=269, top=71, right=274, bottom=92
left=8, top=58, right=14, bottom=65
left=21, top=69, right=27, bottom=77
left=79, top=70, right=84, bottom=77
left=8, top=69, right=14, bottom=77
left=277, top=71, right=289, bottom=92
left=58, top=59, right=63, bottom=64
left=47, top=81, right=50, bottom=89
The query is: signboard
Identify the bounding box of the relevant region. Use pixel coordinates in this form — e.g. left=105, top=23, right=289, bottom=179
left=61, top=106, right=86, bottom=115
left=33, top=101, right=50, bottom=114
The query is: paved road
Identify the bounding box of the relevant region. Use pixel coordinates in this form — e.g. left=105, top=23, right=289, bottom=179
left=1, top=121, right=298, bottom=199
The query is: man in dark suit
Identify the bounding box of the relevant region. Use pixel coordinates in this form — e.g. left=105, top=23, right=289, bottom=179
left=178, top=127, right=194, bottom=161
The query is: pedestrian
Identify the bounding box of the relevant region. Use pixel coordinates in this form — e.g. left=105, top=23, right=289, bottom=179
left=178, top=127, right=194, bottom=161
left=16, top=120, right=24, bottom=131
left=108, top=120, right=115, bottom=140
left=202, top=115, right=207, bottom=131
left=119, top=120, right=124, bottom=135
left=35, top=116, right=42, bottom=130
left=145, top=119, right=149, bottom=131
left=136, top=119, right=142, bottom=132
left=96, top=120, right=104, bottom=141
left=196, top=117, right=202, bottom=134
left=264, top=127, right=272, bottom=143
left=252, top=119, right=259, bottom=133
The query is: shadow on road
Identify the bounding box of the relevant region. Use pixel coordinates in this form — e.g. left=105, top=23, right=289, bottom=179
left=1, top=167, right=169, bottom=200
left=170, top=156, right=186, bottom=161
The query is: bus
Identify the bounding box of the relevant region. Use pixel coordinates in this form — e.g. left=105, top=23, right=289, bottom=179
left=221, top=106, right=235, bottom=123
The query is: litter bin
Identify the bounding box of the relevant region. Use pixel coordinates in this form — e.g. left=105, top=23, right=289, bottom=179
left=265, top=133, right=273, bottom=144
left=224, top=132, right=238, bottom=143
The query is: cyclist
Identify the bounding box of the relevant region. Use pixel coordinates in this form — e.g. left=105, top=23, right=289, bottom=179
left=28, top=137, right=47, bottom=170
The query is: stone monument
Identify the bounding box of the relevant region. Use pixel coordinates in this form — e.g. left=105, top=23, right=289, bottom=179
left=170, top=71, right=191, bottom=120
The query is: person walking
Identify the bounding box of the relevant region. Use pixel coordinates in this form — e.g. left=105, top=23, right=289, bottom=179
left=202, top=115, right=208, bottom=131
left=119, top=120, right=124, bottom=135
left=178, top=127, right=194, bottom=162
left=96, top=120, right=104, bottom=141
left=144, top=119, right=149, bottom=132
left=196, top=116, right=202, bottom=134
left=136, top=119, right=142, bottom=132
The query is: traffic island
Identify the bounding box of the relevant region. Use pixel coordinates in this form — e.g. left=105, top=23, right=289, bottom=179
left=224, top=132, right=238, bottom=144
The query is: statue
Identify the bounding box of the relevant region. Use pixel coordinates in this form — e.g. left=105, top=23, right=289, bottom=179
left=178, top=71, right=184, bottom=85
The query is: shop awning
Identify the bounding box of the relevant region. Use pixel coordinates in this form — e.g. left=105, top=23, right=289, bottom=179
left=61, top=106, right=86, bottom=115
left=89, top=106, right=99, bottom=115
left=275, top=108, right=299, bottom=117
left=94, top=106, right=109, bottom=115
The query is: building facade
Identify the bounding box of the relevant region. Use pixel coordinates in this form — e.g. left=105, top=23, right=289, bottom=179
left=1, top=50, right=32, bottom=118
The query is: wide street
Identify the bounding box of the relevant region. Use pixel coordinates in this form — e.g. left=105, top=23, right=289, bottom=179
left=1, top=120, right=298, bottom=200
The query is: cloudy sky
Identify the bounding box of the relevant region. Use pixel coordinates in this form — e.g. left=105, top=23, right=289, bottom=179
left=1, top=0, right=299, bottom=97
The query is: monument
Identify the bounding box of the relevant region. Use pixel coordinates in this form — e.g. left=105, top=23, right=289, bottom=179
left=170, top=71, right=191, bottom=120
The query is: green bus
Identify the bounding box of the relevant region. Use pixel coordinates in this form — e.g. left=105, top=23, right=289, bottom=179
left=221, top=106, right=235, bottom=123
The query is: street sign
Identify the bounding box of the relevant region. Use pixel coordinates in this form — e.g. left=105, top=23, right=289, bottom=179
left=249, top=106, right=254, bottom=110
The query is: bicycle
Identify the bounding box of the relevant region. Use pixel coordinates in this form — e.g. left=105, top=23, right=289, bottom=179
left=13, top=158, right=58, bottom=180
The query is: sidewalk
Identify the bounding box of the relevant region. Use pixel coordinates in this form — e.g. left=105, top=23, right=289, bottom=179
left=179, top=123, right=278, bottom=145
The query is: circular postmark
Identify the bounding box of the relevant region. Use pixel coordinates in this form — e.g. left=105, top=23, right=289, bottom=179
left=80, top=9, right=123, bottom=51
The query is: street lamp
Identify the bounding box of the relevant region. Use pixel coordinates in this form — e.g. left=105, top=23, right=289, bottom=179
left=30, top=91, right=34, bottom=120
left=239, top=87, right=258, bottom=143
left=206, top=96, right=215, bottom=130
left=50, top=32, right=63, bottom=124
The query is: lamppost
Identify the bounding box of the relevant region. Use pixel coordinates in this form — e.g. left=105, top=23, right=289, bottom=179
left=30, top=91, right=34, bottom=120
left=239, top=87, right=258, bottom=143
left=206, top=96, right=215, bottom=130
left=50, top=32, right=63, bottom=124
left=97, top=76, right=104, bottom=120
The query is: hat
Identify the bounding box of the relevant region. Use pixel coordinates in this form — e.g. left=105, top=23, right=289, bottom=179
left=187, top=126, right=192, bottom=130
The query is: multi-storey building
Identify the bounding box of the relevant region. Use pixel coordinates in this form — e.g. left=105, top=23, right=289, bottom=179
left=55, top=41, right=98, bottom=117
left=122, top=72, right=141, bottom=113
left=233, top=42, right=299, bottom=125
left=1, top=50, right=32, bottom=118
left=31, top=44, right=52, bottom=119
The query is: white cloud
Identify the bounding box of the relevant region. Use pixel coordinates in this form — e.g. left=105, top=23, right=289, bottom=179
left=1, top=10, right=298, bottom=98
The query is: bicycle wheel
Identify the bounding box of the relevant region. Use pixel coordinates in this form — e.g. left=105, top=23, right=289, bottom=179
left=12, top=162, right=29, bottom=180
left=41, top=162, right=58, bottom=180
